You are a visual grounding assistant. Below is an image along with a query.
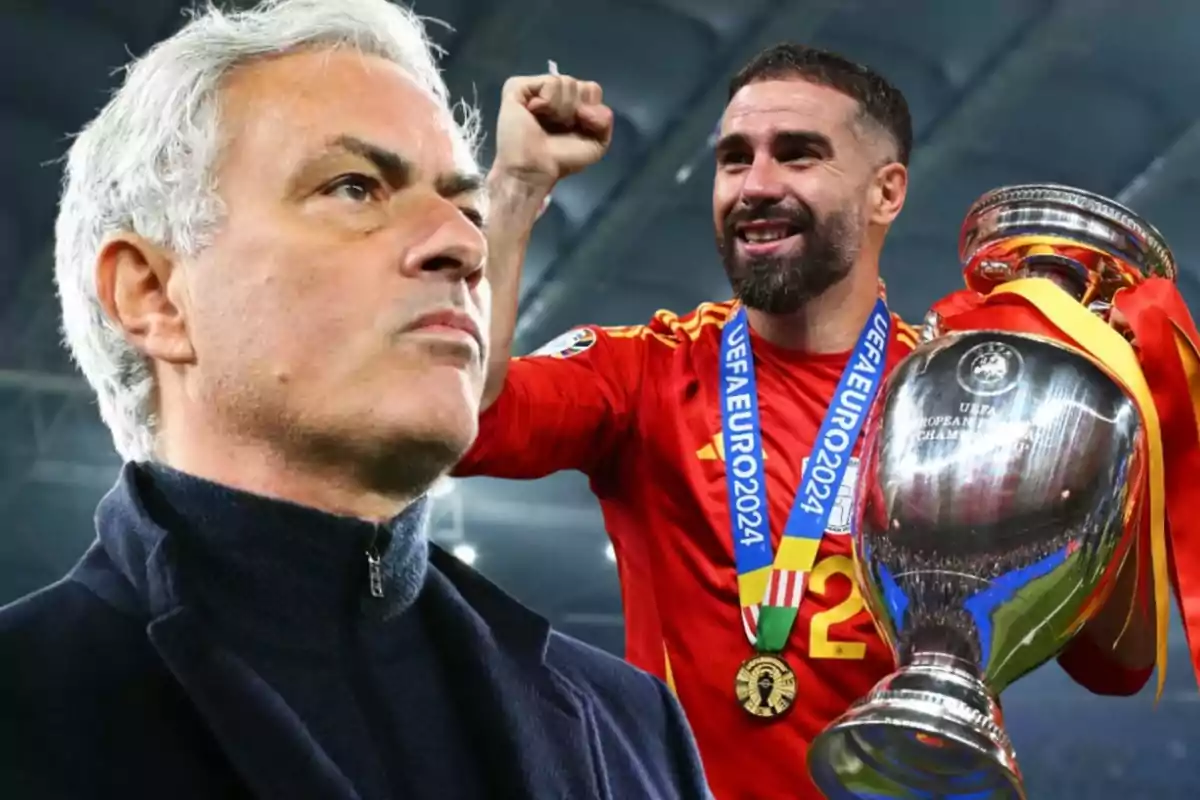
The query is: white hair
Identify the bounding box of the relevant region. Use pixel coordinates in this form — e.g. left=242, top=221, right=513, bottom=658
left=54, top=0, right=480, bottom=462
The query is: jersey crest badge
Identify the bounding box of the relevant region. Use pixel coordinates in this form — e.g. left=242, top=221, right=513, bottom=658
left=530, top=327, right=597, bottom=359
left=801, top=455, right=860, bottom=535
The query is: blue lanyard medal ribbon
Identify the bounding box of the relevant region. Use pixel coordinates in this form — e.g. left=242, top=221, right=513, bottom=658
left=718, top=300, right=892, bottom=664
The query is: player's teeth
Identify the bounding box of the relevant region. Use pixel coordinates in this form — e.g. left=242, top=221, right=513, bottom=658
left=745, top=229, right=787, bottom=243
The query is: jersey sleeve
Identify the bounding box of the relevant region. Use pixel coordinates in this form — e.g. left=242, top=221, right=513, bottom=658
left=454, top=323, right=652, bottom=479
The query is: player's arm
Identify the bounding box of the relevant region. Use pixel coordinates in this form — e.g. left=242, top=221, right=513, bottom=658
left=456, top=324, right=650, bottom=479
left=482, top=174, right=542, bottom=411
left=482, top=71, right=612, bottom=411
left=1057, top=544, right=1155, bottom=695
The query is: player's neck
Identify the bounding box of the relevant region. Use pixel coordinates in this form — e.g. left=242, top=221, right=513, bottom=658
left=746, top=268, right=880, bottom=354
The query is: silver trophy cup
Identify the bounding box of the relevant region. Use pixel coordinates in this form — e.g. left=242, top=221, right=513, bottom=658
left=806, top=184, right=1176, bottom=799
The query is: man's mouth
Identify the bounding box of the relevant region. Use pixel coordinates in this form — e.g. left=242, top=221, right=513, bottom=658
left=406, top=309, right=483, bottom=351
left=735, top=220, right=803, bottom=251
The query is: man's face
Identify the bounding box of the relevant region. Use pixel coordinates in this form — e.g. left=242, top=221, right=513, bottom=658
left=713, top=78, right=879, bottom=314
left=180, top=50, right=488, bottom=491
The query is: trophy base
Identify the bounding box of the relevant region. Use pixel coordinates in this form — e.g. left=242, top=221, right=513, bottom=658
left=807, top=654, right=1023, bottom=800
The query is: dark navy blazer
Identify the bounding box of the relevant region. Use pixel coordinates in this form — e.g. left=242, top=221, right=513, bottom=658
left=0, top=466, right=712, bottom=799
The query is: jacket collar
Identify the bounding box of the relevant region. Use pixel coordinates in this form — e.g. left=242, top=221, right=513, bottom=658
left=80, top=462, right=598, bottom=799
left=90, top=462, right=556, bottom=659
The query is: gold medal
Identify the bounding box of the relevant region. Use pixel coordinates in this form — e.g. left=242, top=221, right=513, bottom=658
left=735, top=654, right=797, bottom=719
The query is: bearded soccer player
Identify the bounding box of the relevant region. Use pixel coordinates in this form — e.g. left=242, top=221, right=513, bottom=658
left=468, top=44, right=1155, bottom=799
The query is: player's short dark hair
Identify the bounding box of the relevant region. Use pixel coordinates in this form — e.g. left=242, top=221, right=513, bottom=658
left=728, top=43, right=913, bottom=166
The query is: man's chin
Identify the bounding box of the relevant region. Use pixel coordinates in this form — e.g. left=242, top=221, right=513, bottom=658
left=725, top=260, right=853, bottom=316
left=350, top=425, right=472, bottom=501
left=291, top=398, right=477, bottom=500
left=736, top=293, right=807, bottom=316
left=727, top=272, right=810, bottom=315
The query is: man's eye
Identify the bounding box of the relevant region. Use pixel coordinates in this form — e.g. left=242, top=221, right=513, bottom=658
left=781, top=149, right=819, bottom=163
left=461, top=207, right=484, bottom=229
left=324, top=174, right=382, bottom=202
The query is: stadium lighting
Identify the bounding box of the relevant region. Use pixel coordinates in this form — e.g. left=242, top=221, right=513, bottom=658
left=451, top=543, right=477, bottom=566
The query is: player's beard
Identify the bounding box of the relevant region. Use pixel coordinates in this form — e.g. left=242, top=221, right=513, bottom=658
left=718, top=199, right=860, bottom=315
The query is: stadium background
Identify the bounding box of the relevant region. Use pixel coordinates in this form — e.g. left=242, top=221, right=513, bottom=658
left=1, top=1, right=1198, bottom=795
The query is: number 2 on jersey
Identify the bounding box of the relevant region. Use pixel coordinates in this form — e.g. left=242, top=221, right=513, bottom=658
left=808, top=555, right=867, bottom=660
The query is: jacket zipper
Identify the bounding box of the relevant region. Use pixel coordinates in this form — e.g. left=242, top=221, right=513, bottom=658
left=366, top=533, right=384, bottom=599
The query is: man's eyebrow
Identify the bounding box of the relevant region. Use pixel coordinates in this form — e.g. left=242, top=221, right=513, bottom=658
left=436, top=170, right=484, bottom=198
left=714, top=132, right=750, bottom=157
left=714, top=130, right=834, bottom=157
left=773, top=130, right=833, bottom=153
left=322, top=135, right=483, bottom=198
left=326, top=135, right=411, bottom=186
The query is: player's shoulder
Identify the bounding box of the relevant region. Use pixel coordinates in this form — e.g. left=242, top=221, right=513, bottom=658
left=890, top=311, right=921, bottom=351
left=524, top=300, right=737, bottom=360
left=878, top=278, right=922, bottom=350
left=608, top=298, right=739, bottom=349
left=643, top=299, right=739, bottom=346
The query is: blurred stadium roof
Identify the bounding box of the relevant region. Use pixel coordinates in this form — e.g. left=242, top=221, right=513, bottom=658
left=2, top=2, right=1199, bottom=794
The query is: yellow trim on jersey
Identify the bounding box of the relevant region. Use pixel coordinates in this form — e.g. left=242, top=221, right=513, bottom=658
left=603, top=326, right=679, bottom=349
left=649, top=302, right=736, bottom=341
left=893, top=315, right=920, bottom=349
left=597, top=301, right=736, bottom=348
left=662, top=643, right=678, bottom=695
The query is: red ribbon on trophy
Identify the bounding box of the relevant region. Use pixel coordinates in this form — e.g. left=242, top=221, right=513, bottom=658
left=1113, top=278, right=1200, bottom=688
left=928, top=237, right=1200, bottom=700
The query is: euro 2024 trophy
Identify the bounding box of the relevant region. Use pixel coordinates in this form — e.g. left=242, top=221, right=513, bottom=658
left=806, top=184, right=1187, bottom=799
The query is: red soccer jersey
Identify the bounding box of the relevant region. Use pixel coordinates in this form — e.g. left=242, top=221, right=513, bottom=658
left=454, top=299, right=1149, bottom=800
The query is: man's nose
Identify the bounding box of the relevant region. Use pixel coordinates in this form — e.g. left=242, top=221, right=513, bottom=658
left=739, top=156, right=787, bottom=203
left=401, top=202, right=486, bottom=282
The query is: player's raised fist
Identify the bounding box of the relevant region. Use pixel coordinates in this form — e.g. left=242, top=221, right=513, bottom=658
left=491, top=72, right=613, bottom=191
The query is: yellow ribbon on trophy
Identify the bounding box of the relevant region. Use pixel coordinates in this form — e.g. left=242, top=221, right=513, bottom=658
left=991, top=278, right=1171, bottom=700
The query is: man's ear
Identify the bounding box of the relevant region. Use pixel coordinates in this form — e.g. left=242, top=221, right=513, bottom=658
left=94, top=233, right=195, bottom=365
left=869, top=162, right=908, bottom=226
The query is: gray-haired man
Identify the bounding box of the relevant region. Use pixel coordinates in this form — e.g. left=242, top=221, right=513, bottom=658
left=0, top=2, right=709, bottom=798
